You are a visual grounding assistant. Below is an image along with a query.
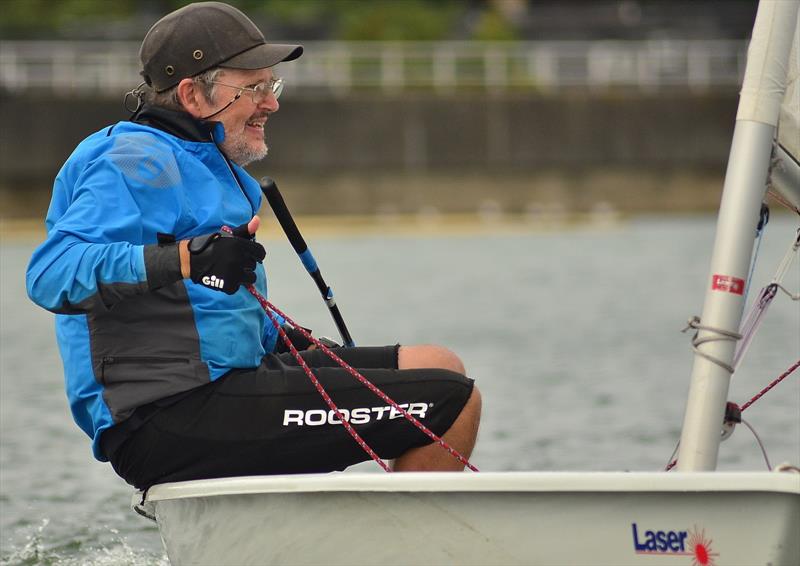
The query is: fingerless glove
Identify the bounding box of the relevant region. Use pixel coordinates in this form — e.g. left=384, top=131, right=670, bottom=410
left=187, top=229, right=266, bottom=295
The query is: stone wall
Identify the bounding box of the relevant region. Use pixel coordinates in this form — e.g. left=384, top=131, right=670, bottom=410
left=0, top=92, right=736, bottom=216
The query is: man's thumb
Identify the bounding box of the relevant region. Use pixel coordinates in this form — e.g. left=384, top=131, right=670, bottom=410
left=230, top=216, right=261, bottom=238
left=247, top=215, right=260, bottom=235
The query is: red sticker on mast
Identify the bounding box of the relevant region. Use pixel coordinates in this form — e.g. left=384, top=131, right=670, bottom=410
left=711, top=274, right=745, bottom=295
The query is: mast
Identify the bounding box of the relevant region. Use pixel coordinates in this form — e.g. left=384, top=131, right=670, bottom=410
left=677, top=0, right=799, bottom=472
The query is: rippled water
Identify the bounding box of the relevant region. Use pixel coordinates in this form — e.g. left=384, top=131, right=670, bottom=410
left=2, top=215, right=798, bottom=564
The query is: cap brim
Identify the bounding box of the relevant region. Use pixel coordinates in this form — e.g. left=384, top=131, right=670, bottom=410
left=220, top=43, right=303, bottom=70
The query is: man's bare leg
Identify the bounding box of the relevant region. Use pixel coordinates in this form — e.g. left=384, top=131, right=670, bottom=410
left=392, top=345, right=481, bottom=471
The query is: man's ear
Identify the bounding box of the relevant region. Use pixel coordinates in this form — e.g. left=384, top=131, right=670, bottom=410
left=176, top=78, right=205, bottom=118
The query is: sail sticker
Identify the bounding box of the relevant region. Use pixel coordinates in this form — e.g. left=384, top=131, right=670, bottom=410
left=631, top=524, right=718, bottom=565
left=711, top=274, right=745, bottom=295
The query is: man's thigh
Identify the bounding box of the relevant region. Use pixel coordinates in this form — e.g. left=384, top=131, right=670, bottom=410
left=122, top=361, right=473, bottom=487
left=162, top=363, right=472, bottom=445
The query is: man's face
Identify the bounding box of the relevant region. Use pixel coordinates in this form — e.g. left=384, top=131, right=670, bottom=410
left=197, top=67, right=279, bottom=166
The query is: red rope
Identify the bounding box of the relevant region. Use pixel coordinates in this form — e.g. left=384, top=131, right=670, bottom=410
left=266, top=303, right=391, bottom=472
left=245, top=284, right=479, bottom=472
left=740, top=358, right=800, bottom=411
left=665, top=358, right=800, bottom=471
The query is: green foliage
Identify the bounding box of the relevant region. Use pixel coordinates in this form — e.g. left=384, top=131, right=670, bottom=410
left=1, top=0, right=139, bottom=37
left=2, top=0, right=58, bottom=33
left=471, top=8, right=519, bottom=41
left=1, top=0, right=467, bottom=41
left=334, top=0, right=463, bottom=41
left=256, top=0, right=334, bottom=25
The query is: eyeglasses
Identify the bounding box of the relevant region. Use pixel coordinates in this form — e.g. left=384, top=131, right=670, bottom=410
left=205, top=77, right=285, bottom=103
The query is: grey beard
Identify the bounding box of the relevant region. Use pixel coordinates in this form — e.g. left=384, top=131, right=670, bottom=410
left=224, top=139, right=269, bottom=167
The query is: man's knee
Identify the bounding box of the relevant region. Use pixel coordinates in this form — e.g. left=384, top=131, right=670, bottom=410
left=398, top=344, right=466, bottom=375
left=460, top=385, right=482, bottom=430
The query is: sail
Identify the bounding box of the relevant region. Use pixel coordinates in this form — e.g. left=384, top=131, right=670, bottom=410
left=778, top=20, right=799, bottom=160
left=771, top=15, right=800, bottom=212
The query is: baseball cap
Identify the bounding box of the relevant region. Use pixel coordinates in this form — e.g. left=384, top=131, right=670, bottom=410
left=140, top=2, right=303, bottom=92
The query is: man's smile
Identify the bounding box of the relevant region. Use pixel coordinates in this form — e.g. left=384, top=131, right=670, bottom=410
left=246, top=116, right=267, bottom=131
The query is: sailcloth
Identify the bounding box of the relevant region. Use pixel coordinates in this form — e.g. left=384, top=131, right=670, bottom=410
left=766, top=13, right=800, bottom=212
left=777, top=18, right=799, bottom=163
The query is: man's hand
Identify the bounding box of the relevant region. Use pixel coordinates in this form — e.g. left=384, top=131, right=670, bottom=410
left=274, top=324, right=314, bottom=353
left=274, top=325, right=341, bottom=354
left=181, top=216, right=265, bottom=295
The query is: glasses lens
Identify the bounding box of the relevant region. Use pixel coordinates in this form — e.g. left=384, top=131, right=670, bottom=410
left=252, top=79, right=283, bottom=102
left=272, top=78, right=284, bottom=99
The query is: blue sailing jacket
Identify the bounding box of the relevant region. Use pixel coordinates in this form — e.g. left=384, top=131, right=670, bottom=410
left=26, top=106, right=282, bottom=460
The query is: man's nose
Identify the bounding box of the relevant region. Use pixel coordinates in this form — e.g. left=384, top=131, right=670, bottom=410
left=259, top=92, right=279, bottom=113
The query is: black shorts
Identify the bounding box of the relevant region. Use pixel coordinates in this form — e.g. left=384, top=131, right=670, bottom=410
left=101, top=346, right=474, bottom=489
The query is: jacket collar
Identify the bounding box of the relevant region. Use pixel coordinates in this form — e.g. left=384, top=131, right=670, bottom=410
left=131, top=105, right=224, bottom=143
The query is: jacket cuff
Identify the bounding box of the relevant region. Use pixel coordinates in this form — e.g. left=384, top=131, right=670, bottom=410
left=143, top=242, right=182, bottom=290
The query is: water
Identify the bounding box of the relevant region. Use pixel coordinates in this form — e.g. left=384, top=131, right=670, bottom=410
left=1, top=215, right=798, bottom=564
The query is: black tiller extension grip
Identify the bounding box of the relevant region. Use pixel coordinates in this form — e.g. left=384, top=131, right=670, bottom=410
left=260, top=177, right=307, bottom=256
left=259, top=177, right=356, bottom=347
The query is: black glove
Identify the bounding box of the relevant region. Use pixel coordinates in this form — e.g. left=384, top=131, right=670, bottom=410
left=188, top=224, right=266, bottom=295
left=274, top=324, right=314, bottom=353
left=274, top=324, right=342, bottom=354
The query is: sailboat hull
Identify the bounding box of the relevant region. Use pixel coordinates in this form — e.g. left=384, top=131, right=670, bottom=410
left=140, top=471, right=799, bottom=565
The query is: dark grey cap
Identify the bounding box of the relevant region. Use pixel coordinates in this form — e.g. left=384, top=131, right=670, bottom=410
left=140, top=1, right=303, bottom=92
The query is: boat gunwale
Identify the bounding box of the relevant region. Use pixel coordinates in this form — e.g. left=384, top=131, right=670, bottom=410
left=142, top=471, right=800, bottom=502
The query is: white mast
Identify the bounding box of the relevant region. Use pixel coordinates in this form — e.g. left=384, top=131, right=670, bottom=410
left=677, top=0, right=799, bottom=471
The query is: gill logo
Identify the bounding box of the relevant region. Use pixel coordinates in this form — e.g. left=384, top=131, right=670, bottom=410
left=201, top=275, right=225, bottom=289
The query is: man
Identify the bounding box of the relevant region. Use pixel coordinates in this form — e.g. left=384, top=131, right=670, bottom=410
left=26, top=2, right=480, bottom=489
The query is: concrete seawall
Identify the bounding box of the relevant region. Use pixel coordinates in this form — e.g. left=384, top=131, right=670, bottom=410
left=0, top=92, right=736, bottom=216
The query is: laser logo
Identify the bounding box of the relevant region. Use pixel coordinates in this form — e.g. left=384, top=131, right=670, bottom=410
left=632, top=524, right=717, bottom=565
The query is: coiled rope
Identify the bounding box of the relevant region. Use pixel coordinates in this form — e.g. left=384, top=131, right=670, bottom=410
left=681, top=317, right=742, bottom=374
